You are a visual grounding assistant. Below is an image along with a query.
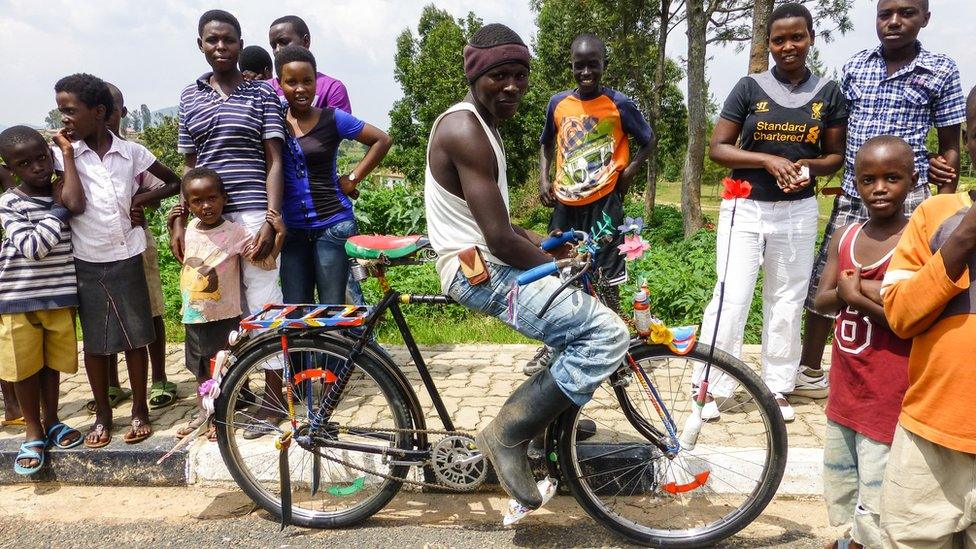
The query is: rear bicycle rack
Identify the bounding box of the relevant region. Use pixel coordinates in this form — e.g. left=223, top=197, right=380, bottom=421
left=239, top=303, right=373, bottom=331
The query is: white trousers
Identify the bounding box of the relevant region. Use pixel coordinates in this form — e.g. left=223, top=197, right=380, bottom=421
left=225, top=210, right=283, bottom=315
left=226, top=210, right=284, bottom=371
left=695, top=197, right=818, bottom=397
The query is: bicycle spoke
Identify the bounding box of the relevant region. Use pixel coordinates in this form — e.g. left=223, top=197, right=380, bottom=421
left=562, top=343, right=785, bottom=546
left=217, top=339, right=410, bottom=527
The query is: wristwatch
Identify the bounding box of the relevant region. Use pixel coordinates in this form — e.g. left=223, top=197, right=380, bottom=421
left=347, top=172, right=358, bottom=182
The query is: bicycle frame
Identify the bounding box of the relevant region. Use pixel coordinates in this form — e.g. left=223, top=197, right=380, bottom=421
left=225, top=249, right=684, bottom=472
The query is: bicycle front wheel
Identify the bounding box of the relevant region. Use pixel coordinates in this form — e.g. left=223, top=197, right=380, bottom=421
left=214, top=335, right=412, bottom=528
left=557, top=342, right=787, bottom=548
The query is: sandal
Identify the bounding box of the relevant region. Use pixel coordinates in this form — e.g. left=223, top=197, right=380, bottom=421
left=123, top=418, right=152, bottom=444
left=1, top=416, right=26, bottom=427
left=13, top=439, right=46, bottom=475
left=175, top=414, right=208, bottom=440
left=46, top=422, right=83, bottom=450
left=241, top=414, right=285, bottom=440
left=86, top=386, right=132, bottom=414
left=84, top=423, right=112, bottom=448
left=149, top=381, right=178, bottom=409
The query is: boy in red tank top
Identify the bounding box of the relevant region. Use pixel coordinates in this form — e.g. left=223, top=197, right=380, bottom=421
left=813, top=135, right=914, bottom=549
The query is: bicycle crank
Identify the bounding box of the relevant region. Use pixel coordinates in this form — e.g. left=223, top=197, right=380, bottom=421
left=430, top=435, right=487, bottom=491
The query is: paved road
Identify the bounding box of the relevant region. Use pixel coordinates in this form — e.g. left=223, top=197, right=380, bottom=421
left=0, top=485, right=836, bottom=548
left=0, top=343, right=830, bottom=453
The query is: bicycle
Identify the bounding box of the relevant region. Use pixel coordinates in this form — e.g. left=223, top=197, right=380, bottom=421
left=210, top=231, right=788, bottom=548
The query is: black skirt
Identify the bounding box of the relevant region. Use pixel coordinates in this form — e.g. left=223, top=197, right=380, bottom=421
left=75, top=255, right=155, bottom=355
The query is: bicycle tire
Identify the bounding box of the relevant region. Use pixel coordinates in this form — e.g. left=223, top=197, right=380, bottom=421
left=215, top=335, right=413, bottom=528
left=557, top=342, right=788, bottom=548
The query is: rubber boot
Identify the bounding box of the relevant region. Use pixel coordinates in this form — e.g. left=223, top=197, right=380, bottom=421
left=476, top=369, right=572, bottom=509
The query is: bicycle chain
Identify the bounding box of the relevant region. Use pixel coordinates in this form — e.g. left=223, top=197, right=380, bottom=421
left=302, top=425, right=482, bottom=491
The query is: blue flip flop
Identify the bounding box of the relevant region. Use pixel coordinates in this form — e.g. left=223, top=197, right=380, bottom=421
left=46, top=422, right=83, bottom=450
left=13, top=439, right=46, bottom=476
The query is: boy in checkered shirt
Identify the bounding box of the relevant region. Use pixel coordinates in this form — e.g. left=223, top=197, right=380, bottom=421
left=795, top=0, right=965, bottom=399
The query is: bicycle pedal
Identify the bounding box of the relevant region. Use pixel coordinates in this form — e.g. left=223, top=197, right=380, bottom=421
left=502, top=477, right=557, bottom=527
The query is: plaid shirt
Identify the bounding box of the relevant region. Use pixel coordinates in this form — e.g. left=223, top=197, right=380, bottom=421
left=840, top=42, right=966, bottom=196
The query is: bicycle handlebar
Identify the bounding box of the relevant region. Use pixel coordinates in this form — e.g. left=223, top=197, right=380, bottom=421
left=516, top=261, right=561, bottom=286
left=540, top=230, right=581, bottom=251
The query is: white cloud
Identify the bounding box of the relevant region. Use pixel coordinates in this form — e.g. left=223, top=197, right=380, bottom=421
left=1, top=0, right=973, bottom=131
left=0, top=0, right=533, bottom=130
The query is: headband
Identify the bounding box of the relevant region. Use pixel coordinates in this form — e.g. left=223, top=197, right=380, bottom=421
left=463, top=43, right=531, bottom=84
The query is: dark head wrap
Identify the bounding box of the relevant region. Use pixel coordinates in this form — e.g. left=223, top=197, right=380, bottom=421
left=463, top=23, right=530, bottom=84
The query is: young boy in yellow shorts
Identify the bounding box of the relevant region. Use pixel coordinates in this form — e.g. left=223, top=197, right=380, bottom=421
left=0, top=126, right=86, bottom=474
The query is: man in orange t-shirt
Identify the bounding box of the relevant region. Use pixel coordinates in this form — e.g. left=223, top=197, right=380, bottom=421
left=880, top=86, right=976, bottom=547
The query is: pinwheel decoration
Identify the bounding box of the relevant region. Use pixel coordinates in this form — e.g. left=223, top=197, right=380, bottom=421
left=617, top=233, right=651, bottom=261
left=617, top=216, right=644, bottom=235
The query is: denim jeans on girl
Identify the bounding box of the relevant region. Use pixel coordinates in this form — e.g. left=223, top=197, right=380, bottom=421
left=449, top=261, right=629, bottom=406
left=280, top=219, right=365, bottom=305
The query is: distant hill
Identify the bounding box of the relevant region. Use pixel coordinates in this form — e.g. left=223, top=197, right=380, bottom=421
left=152, top=106, right=178, bottom=121
left=1, top=122, right=45, bottom=132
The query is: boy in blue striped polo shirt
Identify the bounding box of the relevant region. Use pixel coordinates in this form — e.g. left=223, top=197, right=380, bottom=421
left=0, top=126, right=86, bottom=474
left=174, top=9, right=285, bottom=309
left=796, top=0, right=966, bottom=398
left=174, top=9, right=289, bottom=431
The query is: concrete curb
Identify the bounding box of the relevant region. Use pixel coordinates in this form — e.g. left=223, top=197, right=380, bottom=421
left=0, top=435, right=823, bottom=496
left=0, top=436, right=188, bottom=486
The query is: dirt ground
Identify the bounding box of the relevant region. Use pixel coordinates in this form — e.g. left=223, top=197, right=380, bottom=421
left=0, top=484, right=837, bottom=548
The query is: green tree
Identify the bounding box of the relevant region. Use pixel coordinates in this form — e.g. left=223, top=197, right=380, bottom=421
left=140, top=116, right=182, bottom=172
left=387, top=5, right=545, bottom=188
left=140, top=104, right=152, bottom=130
left=45, top=109, right=63, bottom=130
left=676, top=0, right=853, bottom=236
left=531, top=0, right=688, bottom=216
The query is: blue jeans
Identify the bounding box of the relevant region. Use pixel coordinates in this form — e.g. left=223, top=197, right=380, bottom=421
left=823, top=420, right=889, bottom=548
left=449, top=261, right=629, bottom=406
left=280, top=219, right=365, bottom=305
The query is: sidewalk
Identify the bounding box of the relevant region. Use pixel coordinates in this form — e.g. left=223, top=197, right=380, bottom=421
left=0, top=343, right=828, bottom=493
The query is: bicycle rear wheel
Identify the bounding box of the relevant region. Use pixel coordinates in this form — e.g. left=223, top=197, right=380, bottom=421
left=557, top=342, right=787, bottom=548
left=214, top=335, right=412, bottom=528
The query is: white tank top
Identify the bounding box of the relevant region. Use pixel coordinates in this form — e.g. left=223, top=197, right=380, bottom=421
left=424, top=103, right=510, bottom=293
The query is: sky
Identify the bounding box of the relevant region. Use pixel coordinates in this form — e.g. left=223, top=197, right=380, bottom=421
left=1, top=0, right=974, bottom=131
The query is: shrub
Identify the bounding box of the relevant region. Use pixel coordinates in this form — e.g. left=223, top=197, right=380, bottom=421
left=355, top=181, right=426, bottom=235
left=620, top=227, right=764, bottom=344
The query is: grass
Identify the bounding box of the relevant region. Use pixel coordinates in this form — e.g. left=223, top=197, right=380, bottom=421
left=158, top=175, right=976, bottom=347
left=652, top=178, right=839, bottom=234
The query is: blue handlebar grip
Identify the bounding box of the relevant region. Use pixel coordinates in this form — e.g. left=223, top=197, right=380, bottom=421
left=540, top=231, right=578, bottom=251
left=516, top=261, right=559, bottom=285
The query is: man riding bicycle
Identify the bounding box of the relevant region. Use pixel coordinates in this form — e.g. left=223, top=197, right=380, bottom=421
left=423, top=23, right=629, bottom=510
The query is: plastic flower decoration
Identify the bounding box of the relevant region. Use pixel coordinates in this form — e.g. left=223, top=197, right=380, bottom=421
left=198, top=378, right=217, bottom=397
left=617, top=216, right=644, bottom=235
left=617, top=233, right=651, bottom=261
left=721, top=177, right=752, bottom=200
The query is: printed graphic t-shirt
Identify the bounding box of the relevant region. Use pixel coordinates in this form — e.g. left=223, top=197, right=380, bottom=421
left=721, top=68, right=847, bottom=202
left=282, top=108, right=365, bottom=230
left=540, top=88, right=652, bottom=206
left=180, top=218, right=274, bottom=324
